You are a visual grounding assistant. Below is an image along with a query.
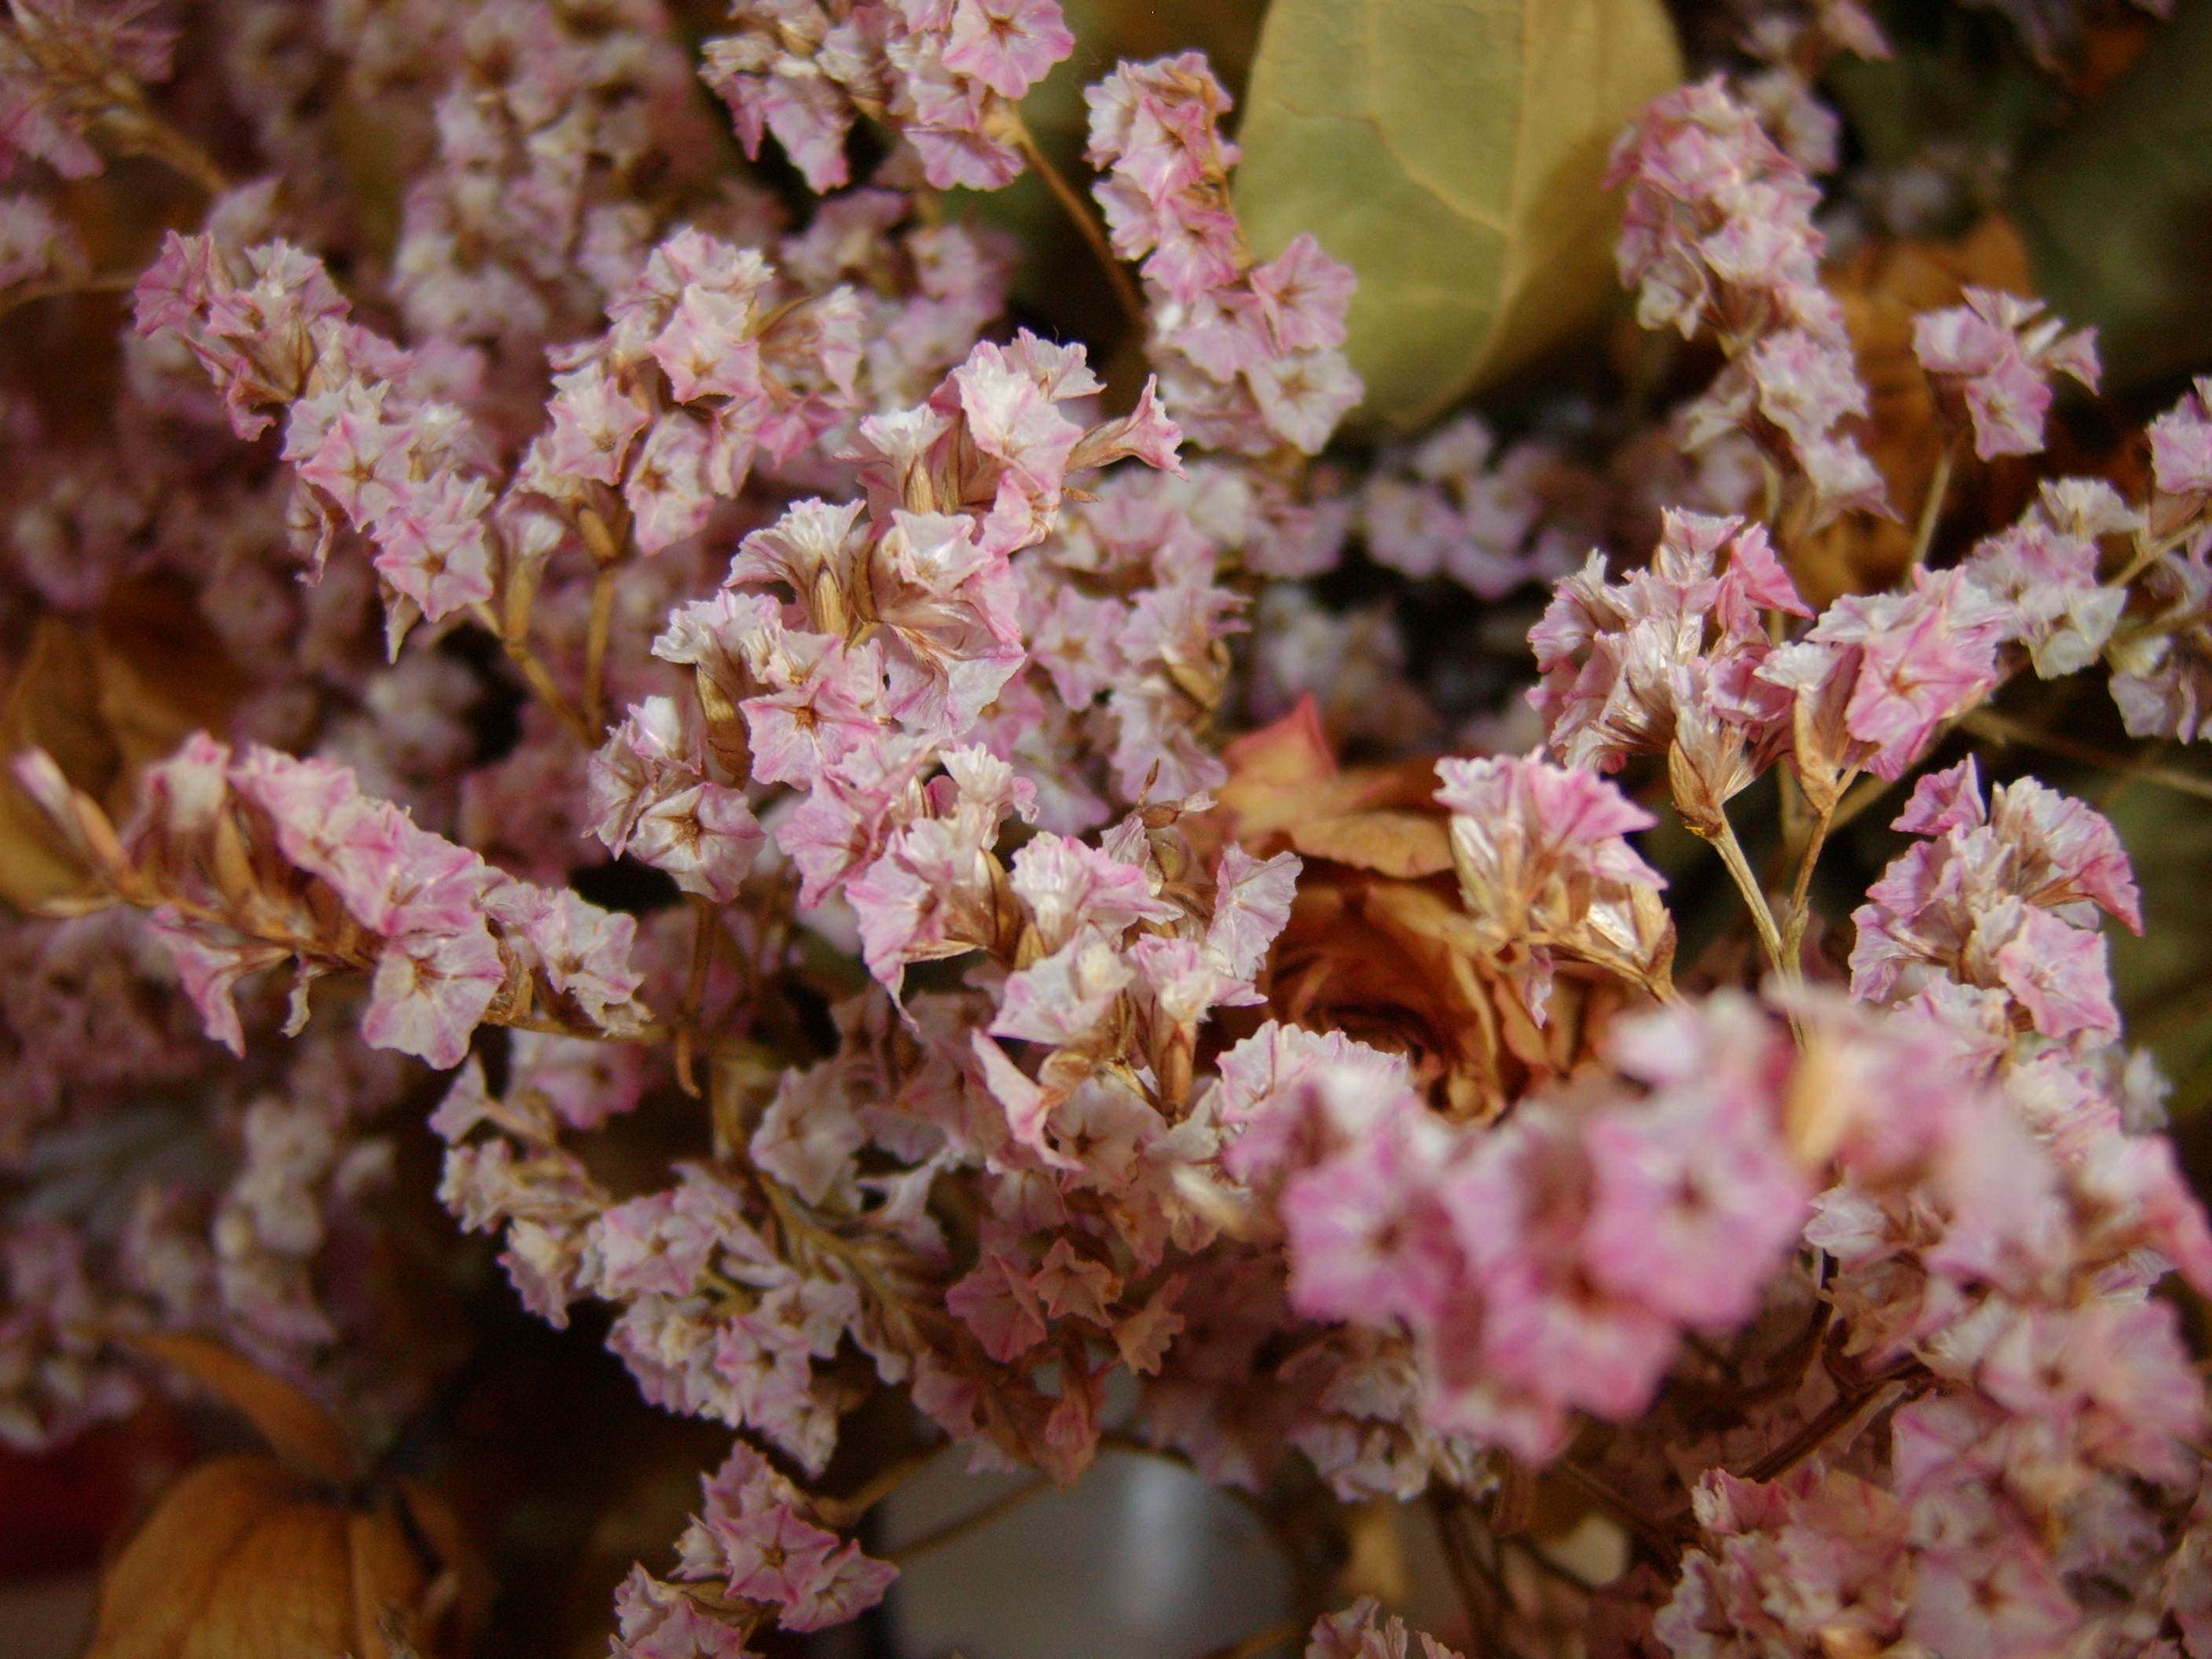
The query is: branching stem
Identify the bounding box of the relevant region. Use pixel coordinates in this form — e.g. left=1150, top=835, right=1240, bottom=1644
left=1705, top=808, right=1796, bottom=987
left=1006, top=114, right=1145, bottom=327
left=1964, top=707, right=2212, bottom=804
left=1906, top=438, right=1955, bottom=571
left=887, top=1475, right=1051, bottom=1564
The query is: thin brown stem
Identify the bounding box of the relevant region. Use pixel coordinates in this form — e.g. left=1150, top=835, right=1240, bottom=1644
left=1906, top=438, right=1956, bottom=571
left=1828, top=764, right=1906, bottom=836
left=0, top=269, right=137, bottom=322
left=2112, top=524, right=2188, bottom=591
left=674, top=894, right=717, bottom=1098
left=1738, top=1379, right=1903, bottom=1485
left=1962, top=707, right=2212, bottom=804
left=1006, top=115, right=1145, bottom=327
left=506, top=635, right=595, bottom=745
left=114, top=108, right=229, bottom=195
left=1776, top=762, right=1809, bottom=861
left=500, top=1009, right=673, bottom=1046
left=11, top=9, right=227, bottom=195
left=887, top=1474, right=1052, bottom=1564
left=102, top=884, right=666, bottom=1049
left=1781, top=792, right=1840, bottom=967
left=470, top=599, right=595, bottom=747
left=1555, top=1461, right=1678, bottom=1560
left=584, top=564, right=617, bottom=735
left=1704, top=809, right=1796, bottom=987
left=817, top=1441, right=950, bottom=1525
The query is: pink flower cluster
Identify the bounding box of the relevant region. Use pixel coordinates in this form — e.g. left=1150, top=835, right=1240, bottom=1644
left=1609, top=76, right=1885, bottom=525
left=1913, top=285, right=2101, bottom=460
left=1523, top=498, right=2016, bottom=837
left=2110, top=377, right=2212, bottom=742
left=0, top=0, right=175, bottom=181
left=1530, top=509, right=1807, bottom=819
left=1435, top=753, right=1675, bottom=1012
left=1234, top=997, right=1805, bottom=1466
left=1851, top=756, right=2141, bottom=1043
left=702, top=0, right=1075, bottom=192
left=527, top=227, right=868, bottom=557
left=0, top=186, right=79, bottom=290
left=1734, top=0, right=1891, bottom=174
left=620, top=326, right=1187, bottom=969
left=137, top=223, right=505, bottom=626
left=0, top=890, right=421, bottom=1441
left=1653, top=992, right=2212, bottom=1657
left=9, top=8, right=2212, bottom=1659
left=1358, top=415, right=1598, bottom=599
left=1307, top=1598, right=1467, bottom=1659
left=386, top=0, right=719, bottom=356
left=1961, top=479, right=2135, bottom=679
left=1086, top=54, right=1363, bottom=456
left=616, top=1442, right=894, bottom=1657
left=1768, top=562, right=2009, bottom=782
left=18, top=735, right=643, bottom=1069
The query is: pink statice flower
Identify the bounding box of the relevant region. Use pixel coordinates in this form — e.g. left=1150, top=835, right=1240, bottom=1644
left=1306, top=1599, right=1466, bottom=1659
left=1609, top=76, right=1887, bottom=525
left=0, top=0, right=178, bottom=181
left=2148, top=375, right=2212, bottom=514
left=1359, top=414, right=1610, bottom=599
left=1961, top=481, right=2133, bottom=679
left=1086, top=54, right=1364, bottom=458
left=702, top=0, right=1073, bottom=192
left=2107, top=538, right=2212, bottom=743
left=20, top=734, right=645, bottom=1070
left=1529, top=509, right=1805, bottom=822
left=1851, top=757, right=2141, bottom=1044
left=1435, top=752, right=1674, bottom=1010
left=1763, top=566, right=2009, bottom=782
left=1265, top=994, right=1808, bottom=1466
left=1913, top=286, right=2100, bottom=460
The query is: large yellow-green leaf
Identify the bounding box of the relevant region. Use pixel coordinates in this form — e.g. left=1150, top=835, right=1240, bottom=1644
left=1232, top=0, right=1682, bottom=431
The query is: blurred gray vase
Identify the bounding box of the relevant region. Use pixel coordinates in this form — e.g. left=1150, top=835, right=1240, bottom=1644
left=877, top=1446, right=1293, bottom=1659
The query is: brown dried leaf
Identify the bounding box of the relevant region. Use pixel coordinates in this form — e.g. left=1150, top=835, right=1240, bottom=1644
left=174, top=1496, right=356, bottom=1656
left=1286, top=810, right=1455, bottom=880
left=85, top=1456, right=298, bottom=1659
left=119, top=1331, right=358, bottom=1485
left=87, top=1450, right=482, bottom=1659
left=0, top=577, right=239, bottom=909
left=1217, top=698, right=1441, bottom=855
left=0, top=616, right=109, bottom=906
left=1218, top=701, right=1633, bottom=1116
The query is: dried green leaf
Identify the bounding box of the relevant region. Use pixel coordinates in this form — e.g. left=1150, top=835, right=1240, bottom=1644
left=1232, top=0, right=1682, bottom=431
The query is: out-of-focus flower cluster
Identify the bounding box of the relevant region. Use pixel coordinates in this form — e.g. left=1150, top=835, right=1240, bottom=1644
left=5, top=2, right=2212, bottom=1657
